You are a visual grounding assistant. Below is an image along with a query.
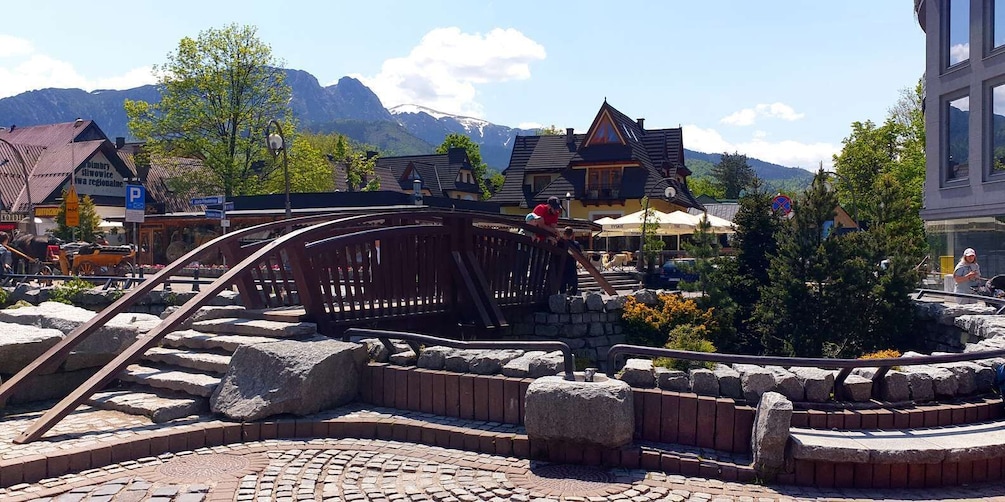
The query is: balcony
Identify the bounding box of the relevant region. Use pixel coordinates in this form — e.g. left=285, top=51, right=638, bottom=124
left=580, top=185, right=625, bottom=205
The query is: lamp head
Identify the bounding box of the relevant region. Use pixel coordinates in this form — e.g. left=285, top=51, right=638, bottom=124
left=267, top=132, right=284, bottom=154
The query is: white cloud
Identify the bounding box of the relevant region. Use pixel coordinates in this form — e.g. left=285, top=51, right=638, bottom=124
left=0, top=35, right=34, bottom=58
left=950, top=43, right=970, bottom=65
left=720, top=102, right=805, bottom=126
left=355, top=27, right=546, bottom=118
left=683, top=124, right=837, bottom=170
left=517, top=121, right=543, bottom=130
left=0, top=35, right=155, bottom=98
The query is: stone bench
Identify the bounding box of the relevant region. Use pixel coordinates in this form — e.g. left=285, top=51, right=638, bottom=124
left=786, top=421, right=1005, bottom=487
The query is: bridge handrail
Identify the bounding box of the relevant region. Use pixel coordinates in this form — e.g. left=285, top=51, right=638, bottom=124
left=605, top=343, right=1005, bottom=401
left=8, top=209, right=603, bottom=443
left=344, top=327, right=575, bottom=380
left=0, top=212, right=350, bottom=408
left=914, top=288, right=1005, bottom=314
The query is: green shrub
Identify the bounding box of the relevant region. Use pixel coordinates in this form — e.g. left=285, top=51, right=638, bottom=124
left=49, top=277, right=94, bottom=305
left=654, top=324, right=717, bottom=372
left=6, top=299, right=32, bottom=309
left=0, top=287, right=8, bottom=307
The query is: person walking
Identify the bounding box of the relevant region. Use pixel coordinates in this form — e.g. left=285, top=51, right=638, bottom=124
left=0, top=232, right=12, bottom=277
left=954, top=248, right=982, bottom=303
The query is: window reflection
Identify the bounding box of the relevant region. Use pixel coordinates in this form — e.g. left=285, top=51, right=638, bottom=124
left=948, top=0, right=970, bottom=66
left=947, top=95, right=970, bottom=180
left=996, top=0, right=1005, bottom=49
left=993, top=86, right=1005, bottom=173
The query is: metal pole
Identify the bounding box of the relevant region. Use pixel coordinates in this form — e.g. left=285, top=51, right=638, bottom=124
left=267, top=120, right=292, bottom=230
left=638, top=196, right=649, bottom=272
left=0, top=137, right=35, bottom=234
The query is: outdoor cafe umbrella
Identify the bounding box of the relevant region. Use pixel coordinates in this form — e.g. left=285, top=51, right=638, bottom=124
left=694, top=212, right=735, bottom=234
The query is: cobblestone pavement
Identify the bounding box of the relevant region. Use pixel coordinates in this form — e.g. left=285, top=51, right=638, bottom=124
left=4, top=405, right=1005, bottom=501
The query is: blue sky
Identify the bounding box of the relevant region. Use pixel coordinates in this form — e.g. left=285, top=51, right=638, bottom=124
left=0, top=1, right=924, bottom=171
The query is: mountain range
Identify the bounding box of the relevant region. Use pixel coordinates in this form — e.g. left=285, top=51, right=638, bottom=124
left=0, top=68, right=813, bottom=189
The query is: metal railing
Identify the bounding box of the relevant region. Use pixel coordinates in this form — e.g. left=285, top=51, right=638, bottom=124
left=914, top=288, right=1005, bottom=314
left=344, top=327, right=575, bottom=380
left=606, top=343, right=1005, bottom=401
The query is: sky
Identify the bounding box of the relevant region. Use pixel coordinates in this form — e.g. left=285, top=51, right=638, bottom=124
left=0, top=1, right=925, bottom=171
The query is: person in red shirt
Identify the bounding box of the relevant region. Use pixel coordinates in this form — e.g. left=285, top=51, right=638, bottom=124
left=532, top=196, right=563, bottom=239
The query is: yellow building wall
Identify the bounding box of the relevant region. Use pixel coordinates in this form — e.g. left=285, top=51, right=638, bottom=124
left=502, top=198, right=688, bottom=220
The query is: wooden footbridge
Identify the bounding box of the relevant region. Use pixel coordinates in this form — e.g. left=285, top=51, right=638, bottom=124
left=0, top=209, right=613, bottom=444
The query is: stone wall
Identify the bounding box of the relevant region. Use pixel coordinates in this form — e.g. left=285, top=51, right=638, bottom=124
left=4, top=283, right=242, bottom=316
left=494, top=292, right=630, bottom=367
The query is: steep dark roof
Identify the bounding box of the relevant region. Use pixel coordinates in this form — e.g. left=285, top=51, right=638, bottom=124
left=493, top=101, right=702, bottom=211
left=374, top=148, right=478, bottom=197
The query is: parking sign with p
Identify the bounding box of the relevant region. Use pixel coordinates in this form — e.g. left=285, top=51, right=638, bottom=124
left=125, top=184, right=146, bottom=223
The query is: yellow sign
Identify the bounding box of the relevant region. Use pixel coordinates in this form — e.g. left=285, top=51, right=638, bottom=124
left=34, top=206, right=60, bottom=218
left=65, top=186, right=80, bottom=227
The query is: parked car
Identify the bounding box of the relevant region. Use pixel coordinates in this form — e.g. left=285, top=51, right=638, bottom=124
left=658, top=258, right=699, bottom=289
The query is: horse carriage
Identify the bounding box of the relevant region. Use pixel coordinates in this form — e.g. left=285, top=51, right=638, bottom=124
left=55, top=242, right=136, bottom=276
left=8, top=234, right=135, bottom=279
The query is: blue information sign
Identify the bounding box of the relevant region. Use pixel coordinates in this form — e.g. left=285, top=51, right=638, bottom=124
left=205, top=209, right=225, bottom=219
left=125, top=184, right=146, bottom=223
left=190, top=195, right=226, bottom=206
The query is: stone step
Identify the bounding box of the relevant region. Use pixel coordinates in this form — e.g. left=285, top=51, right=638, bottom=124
left=143, top=347, right=231, bottom=374
left=162, top=329, right=292, bottom=353
left=87, top=388, right=208, bottom=423
left=190, top=317, right=317, bottom=338
left=118, top=363, right=221, bottom=397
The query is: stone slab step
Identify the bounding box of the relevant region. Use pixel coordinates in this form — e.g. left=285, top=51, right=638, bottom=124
left=87, top=388, right=208, bottom=423
left=143, top=347, right=231, bottom=374
left=790, top=422, right=1005, bottom=464
left=162, top=330, right=294, bottom=353
left=118, top=363, right=221, bottom=397
left=190, top=317, right=317, bottom=338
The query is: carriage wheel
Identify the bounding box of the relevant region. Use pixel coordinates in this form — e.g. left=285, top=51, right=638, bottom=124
left=114, top=261, right=136, bottom=277
left=37, top=265, right=53, bottom=287
left=76, top=262, right=96, bottom=276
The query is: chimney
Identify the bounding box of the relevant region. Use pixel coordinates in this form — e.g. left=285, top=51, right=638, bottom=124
left=365, top=150, right=379, bottom=160
left=565, top=127, right=574, bottom=143
left=74, top=118, right=83, bottom=127
left=447, top=146, right=466, bottom=164
left=636, top=118, right=645, bottom=129
left=115, top=137, right=125, bottom=149
left=9, top=125, right=15, bottom=131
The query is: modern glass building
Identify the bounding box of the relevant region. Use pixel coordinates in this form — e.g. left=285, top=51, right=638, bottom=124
left=916, top=0, right=1005, bottom=276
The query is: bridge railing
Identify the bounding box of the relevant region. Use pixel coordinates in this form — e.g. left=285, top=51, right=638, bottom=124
left=606, top=344, right=1005, bottom=401
left=914, top=288, right=1005, bottom=314
left=343, top=327, right=576, bottom=380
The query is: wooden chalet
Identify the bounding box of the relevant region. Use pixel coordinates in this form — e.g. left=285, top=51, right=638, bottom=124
left=375, top=147, right=482, bottom=200
left=493, top=101, right=704, bottom=223
left=0, top=120, right=170, bottom=242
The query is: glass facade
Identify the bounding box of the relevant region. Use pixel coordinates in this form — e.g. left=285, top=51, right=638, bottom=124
left=947, top=95, right=970, bottom=180
left=948, top=0, right=970, bottom=67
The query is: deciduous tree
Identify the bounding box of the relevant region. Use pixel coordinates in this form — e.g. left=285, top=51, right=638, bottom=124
left=54, top=191, right=101, bottom=242
left=437, top=133, right=488, bottom=198
left=125, top=24, right=292, bottom=198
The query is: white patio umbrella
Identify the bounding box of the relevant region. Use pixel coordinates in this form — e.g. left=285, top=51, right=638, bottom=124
left=694, top=212, right=735, bottom=234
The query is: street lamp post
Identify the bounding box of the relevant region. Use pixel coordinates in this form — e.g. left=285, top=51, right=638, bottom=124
left=265, top=120, right=291, bottom=223
left=637, top=179, right=678, bottom=272
left=565, top=192, right=572, bottom=218
left=825, top=169, right=859, bottom=230
left=0, top=137, right=35, bottom=234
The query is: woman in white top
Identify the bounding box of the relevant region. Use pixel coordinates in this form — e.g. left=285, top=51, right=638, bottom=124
left=954, top=248, right=982, bottom=302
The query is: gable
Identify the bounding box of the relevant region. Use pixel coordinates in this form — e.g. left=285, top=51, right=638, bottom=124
left=584, top=110, right=626, bottom=146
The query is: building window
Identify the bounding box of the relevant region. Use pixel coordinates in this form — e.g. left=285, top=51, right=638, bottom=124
left=532, top=175, right=550, bottom=192
left=993, top=84, right=1005, bottom=173
left=586, top=168, right=623, bottom=198
left=947, top=95, right=970, bottom=181
left=947, top=0, right=970, bottom=68
left=995, top=0, right=1005, bottom=50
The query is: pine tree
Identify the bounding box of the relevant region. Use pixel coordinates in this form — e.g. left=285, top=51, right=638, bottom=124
left=54, top=192, right=102, bottom=242
left=716, top=179, right=783, bottom=354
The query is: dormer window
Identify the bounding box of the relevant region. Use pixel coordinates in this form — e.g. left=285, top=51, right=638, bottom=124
left=587, top=113, right=624, bottom=146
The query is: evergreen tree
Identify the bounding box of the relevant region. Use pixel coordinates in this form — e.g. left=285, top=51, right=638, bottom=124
left=716, top=179, right=783, bottom=354
left=54, top=192, right=101, bottom=242
left=712, top=152, right=755, bottom=199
